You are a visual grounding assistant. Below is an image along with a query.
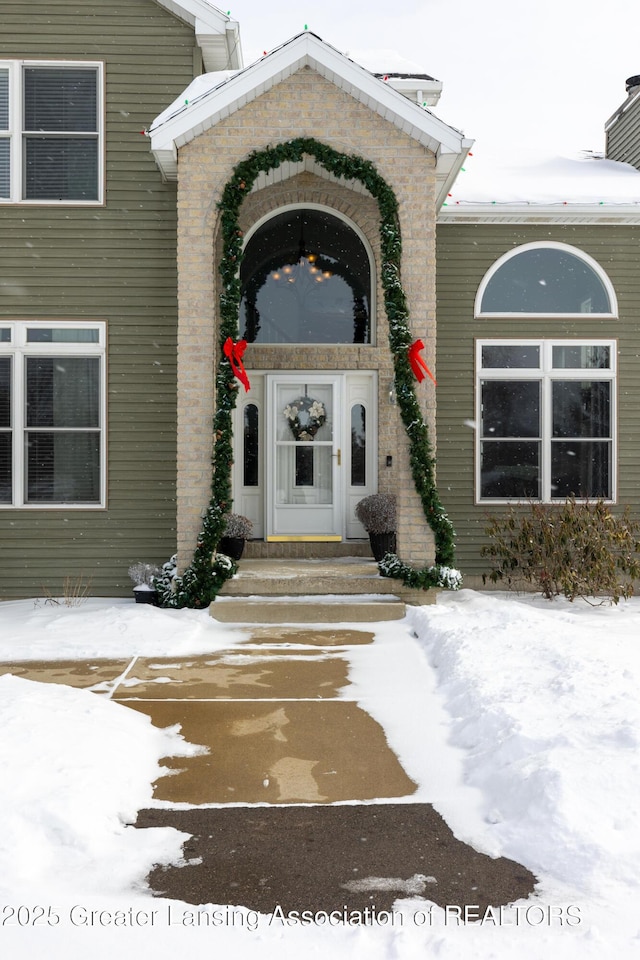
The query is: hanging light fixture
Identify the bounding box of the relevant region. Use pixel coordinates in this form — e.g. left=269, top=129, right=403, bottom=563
left=268, top=215, right=332, bottom=287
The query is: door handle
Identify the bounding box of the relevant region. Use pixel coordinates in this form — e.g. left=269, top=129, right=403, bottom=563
left=334, top=448, right=341, bottom=466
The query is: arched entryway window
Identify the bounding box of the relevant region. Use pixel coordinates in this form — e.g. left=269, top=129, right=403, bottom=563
left=240, top=207, right=373, bottom=344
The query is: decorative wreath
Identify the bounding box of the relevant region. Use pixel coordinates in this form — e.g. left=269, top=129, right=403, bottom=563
left=283, top=396, right=327, bottom=441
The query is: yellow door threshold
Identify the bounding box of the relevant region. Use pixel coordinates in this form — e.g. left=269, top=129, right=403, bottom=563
left=267, top=535, right=342, bottom=542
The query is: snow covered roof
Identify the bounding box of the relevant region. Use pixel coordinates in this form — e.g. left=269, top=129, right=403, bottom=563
left=345, top=49, right=443, bottom=107
left=373, top=74, right=443, bottom=109
left=153, top=0, right=242, bottom=71
left=439, top=151, right=640, bottom=223
left=148, top=32, right=472, bottom=209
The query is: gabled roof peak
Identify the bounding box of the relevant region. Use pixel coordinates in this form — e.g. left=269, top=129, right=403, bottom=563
left=149, top=30, right=472, bottom=208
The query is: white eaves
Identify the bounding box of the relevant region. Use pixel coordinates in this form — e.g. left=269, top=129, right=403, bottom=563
left=153, top=0, right=242, bottom=71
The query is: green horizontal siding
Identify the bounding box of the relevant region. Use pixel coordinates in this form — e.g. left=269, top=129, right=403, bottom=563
left=0, top=0, right=198, bottom=598
left=436, top=222, right=640, bottom=579
left=607, top=98, right=640, bottom=170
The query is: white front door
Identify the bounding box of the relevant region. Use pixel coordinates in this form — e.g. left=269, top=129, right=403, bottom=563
left=266, top=375, right=342, bottom=540
left=232, top=372, right=377, bottom=541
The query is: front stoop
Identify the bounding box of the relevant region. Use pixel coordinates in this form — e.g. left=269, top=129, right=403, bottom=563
left=210, top=558, right=437, bottom=623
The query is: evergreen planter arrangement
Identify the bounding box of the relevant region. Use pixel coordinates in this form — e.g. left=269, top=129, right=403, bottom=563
left=218, top=513, right=253, bottom=561
left=128, top=562, right=161, bottom=605
left=356, top=494, right=397, bottom=561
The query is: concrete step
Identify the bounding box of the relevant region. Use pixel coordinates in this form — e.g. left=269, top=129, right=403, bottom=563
left=243, top=540, right=372, bottom=559
left=218, top=558, right=397, bottom=597
left=210, top=597, right=406, bottom=623
left=211, top=558, right=436, bottom=621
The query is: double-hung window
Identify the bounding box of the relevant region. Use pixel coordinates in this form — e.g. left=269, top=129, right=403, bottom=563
left=477, top=340, right=616, bottom=502
left=0, top=321, right=105, bottom=507
left=0, top=61, right=103, bottom=203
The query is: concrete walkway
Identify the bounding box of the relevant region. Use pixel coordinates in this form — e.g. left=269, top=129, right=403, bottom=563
left=121, top=625, right=417, bottom=804
left=1, top=623, right=417, bottom=805
left=1, top=615, right=537, bottom=917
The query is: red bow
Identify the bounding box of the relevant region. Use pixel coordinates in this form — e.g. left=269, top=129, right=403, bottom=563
left=408, top=339, right=437, bottom=386
left=223, top=337, right=250, bottom=392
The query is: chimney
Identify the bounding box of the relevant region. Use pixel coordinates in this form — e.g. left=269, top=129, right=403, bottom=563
left=625, top=75, right=640, bottom=96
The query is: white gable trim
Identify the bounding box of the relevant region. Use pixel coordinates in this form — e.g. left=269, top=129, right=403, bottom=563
left=153, top=0, right=242, bottom=71
left=148, top=32, right=472, bottom=208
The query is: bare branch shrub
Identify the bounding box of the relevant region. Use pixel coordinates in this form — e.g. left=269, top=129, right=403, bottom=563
left=482, top=498, right=640, bottom=604
left=42, top=575, right=93, bottom=607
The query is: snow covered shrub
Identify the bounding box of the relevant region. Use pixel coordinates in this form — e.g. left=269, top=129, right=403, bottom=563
left=379, top=554, right=463, bottom=590
left=482, top=498, right=640, bottom=603
left=128, top=562, right=160, bottom=587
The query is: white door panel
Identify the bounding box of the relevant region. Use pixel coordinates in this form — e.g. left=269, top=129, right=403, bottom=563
left=267, top=376, right=342, bottom=539
left=232, top=372, right=377, bottom=541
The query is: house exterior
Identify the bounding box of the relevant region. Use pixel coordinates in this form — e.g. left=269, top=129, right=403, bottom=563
left=1, top=2, right=639, bottom=599
left=0, top=0, right=241, bottom=597
left=436, top=86, right=640, bottom=583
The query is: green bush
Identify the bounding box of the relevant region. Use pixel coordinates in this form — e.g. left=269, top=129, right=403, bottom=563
left=482, top=499, right=640, bottom=604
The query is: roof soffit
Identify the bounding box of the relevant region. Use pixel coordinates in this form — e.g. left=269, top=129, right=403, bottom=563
left=149, top=32, right=472, bottom=207
left=152, top=0, right=242, bottom=70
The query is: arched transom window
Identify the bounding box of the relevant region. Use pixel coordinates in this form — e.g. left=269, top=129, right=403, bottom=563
left=476, top=242, right=616, bottom=317
left=240, top=208, right=372, bottom=344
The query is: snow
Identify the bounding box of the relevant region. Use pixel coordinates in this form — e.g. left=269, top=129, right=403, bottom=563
left=149, top=71, right=239, bottom=131
left=0, top=674, right=195, bottom=900
left=346, top=49, right=431, bottom=76
left=444, top=149, right=640, bottom=208
left=0, top=597, right=247, bottom=661
left=2, top=590, right=640, bottom=958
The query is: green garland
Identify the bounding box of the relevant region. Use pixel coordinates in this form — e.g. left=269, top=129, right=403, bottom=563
left=159, top=137, right=459, bottom=608
left=378, top=553, right=462, bottom=591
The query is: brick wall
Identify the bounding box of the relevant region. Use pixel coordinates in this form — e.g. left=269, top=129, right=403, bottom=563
left=176, top=67, right=437, bottom=569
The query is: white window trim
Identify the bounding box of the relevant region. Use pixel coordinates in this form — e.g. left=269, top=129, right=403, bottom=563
left=475, top=338, right=617, bottom=504
left=474, top=241, right=618, bottom=319
left=0, top=320, right=106, bottom=508
left=0, top=59, right=104, bottom=205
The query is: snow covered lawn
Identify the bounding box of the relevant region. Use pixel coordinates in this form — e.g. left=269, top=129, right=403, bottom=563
left=1, top=590, right=639, bottom=959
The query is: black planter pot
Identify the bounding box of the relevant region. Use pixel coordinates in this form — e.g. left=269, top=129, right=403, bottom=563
left=133, top=588, right=160, bottom=606
left=218, top=536, right=246, bottom=561
left=369, top=532, right=396, bottom=562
